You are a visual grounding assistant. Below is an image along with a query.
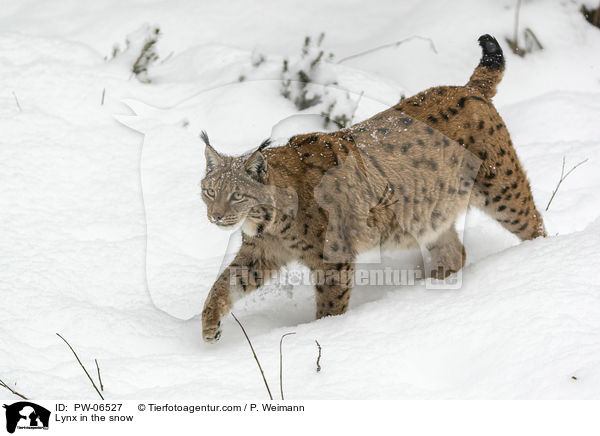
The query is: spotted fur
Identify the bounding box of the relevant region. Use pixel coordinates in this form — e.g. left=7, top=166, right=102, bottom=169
left=200, top=34, right=546, bottom=343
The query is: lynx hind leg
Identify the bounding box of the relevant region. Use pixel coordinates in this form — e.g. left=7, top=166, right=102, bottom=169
left=425, top=226, right=466, bottom=279
left=310, top=260, right=355, bottom=319
left=475, top=143, right=546, bottom=240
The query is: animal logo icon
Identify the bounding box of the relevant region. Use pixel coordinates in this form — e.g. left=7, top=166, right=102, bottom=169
left=3, top=402, right=50, bottom=434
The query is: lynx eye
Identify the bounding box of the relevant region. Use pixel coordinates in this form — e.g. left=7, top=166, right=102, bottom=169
left=230, top=192, right=245, bottom=202
left=204, top=188, right=215, bottom=199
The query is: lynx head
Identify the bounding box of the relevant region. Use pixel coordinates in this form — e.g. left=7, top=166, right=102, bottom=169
left=199, top=131, right=275, bottom=229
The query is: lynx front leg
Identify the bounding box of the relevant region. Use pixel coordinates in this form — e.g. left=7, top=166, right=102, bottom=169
left=311, top=261, right=355, bottom=318
left=201, top=276, right=231, bottom=343
left=202, top=243, right=281, bottom=343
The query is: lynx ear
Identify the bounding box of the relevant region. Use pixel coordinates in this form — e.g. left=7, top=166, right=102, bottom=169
left=205, top=145, right=223, bottom=172
left=244, top=150, right=267, bottom=181
left=201, top=130, right=222, bottom=172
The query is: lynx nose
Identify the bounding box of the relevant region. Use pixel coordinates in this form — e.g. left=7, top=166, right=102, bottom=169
left=210, top=213, right=224, bottom=224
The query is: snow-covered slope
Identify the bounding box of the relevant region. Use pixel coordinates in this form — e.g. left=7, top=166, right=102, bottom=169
left=1, top=0, right=599, bottom=400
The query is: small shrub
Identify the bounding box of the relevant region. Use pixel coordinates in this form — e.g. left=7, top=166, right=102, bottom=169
left=505, top=0, right=543, bottom=57
left=106, top=24, right=162, bottom=83
left=241, top=33, right=360, bottom=128
left=581, top=3, right=600, bottom=28
left=280, top=33, right=358, bottom=128
left=280, top=33, right=334, bottom=110
left=251, top=50, right=267, bottom=68
left=239, top=50, right=267, bottom=81
left=320, top=93, right=359, bottom=129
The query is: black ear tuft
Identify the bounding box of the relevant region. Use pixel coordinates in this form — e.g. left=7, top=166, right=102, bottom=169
left=200, top=130, right=224, bottom=172
left=245, top=151, right=267, bottom=181
left=257, top=138, right=272, bottom=151
left=200, top=130, right=211, bottom=147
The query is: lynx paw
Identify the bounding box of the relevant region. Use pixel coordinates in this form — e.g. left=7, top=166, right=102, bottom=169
left=429, top=265, right=459, bottom=280
left=202, top=320, right=222, bottom=343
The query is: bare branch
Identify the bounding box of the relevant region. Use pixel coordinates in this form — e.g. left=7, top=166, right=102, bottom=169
left=350, top=91, right=365, bottom=125
left=0, top=378, right=28, bottom=400
left=56, top=333, right=104, bottom=400
left=95, top=359, right=104, bottom=392
left=279, top=332, right=296, bottom=400
left=315, top=340, right=322, bottom=372
left=524, top=28, right=543, bottom=52
left=12, top=92, right=22, bottom=112
left=231, top=313, right=273, bottom=400
left=545, top=157, right=588, bottom=211
left=513, top=0, right=522, bottom=49
left=337, top=35, right=437, bottom=64
left=159, top=51, right=175, bottom=65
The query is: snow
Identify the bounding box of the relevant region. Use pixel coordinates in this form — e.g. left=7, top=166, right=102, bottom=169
left=1, top=0, right=600, bottom=400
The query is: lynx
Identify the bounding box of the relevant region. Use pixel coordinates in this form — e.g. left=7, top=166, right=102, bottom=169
left=199, top=35, right=546, bottom=343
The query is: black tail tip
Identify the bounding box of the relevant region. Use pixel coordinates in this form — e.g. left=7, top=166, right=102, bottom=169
left=477, top=34, right=504, bottom=70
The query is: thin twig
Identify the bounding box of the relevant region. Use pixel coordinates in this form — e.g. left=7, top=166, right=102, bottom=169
left=315, top=340, right=322, bottom=372
left=95, top=359, right=104, bottom=392
left=231, top=313, right=273, bottom=400
left=350, top=91, right=365, bottom=125
left=545, top=157, right=588, bottom=211
left=12, top=92, right=22, bottom=112
left=524, top=28, right=543, bottom=51
left=0, top=378, right=28, bottom=400
left=513, top=0, right=522, bottom=49
left=101, top=88, right=105, bottom=105
left=159, top=51, right=174, bottom=65
left=56, top=333, right=104, bottom=400
left=337, top=35, right=438, bottom=64
left=279, top=332, right=296, bottom=400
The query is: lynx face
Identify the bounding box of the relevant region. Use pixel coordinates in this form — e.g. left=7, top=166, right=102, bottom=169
left=200, top=142, right=274, bottom=229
